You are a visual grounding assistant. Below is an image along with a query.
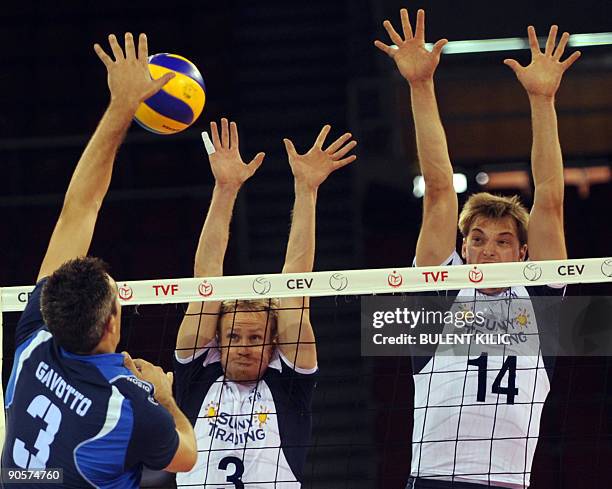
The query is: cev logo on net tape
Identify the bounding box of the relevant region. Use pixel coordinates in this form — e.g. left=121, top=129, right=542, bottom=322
left=3, top=257, right=612, bottom=313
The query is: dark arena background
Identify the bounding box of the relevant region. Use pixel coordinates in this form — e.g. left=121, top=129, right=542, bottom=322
left=1, top=1, right=611, bottom=488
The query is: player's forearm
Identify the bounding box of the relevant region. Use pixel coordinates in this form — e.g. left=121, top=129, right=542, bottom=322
left=194, top=184, right=239, bottom=277
left=282, top=182, right=316, bottom=274
left=162, top=397, right=195, bottom=439
left=63, top=102, right=135, bottom=212
left=160, top=397, right=197, bottom=470
left=530, top=95, right=564, bottom=206
left=410, top=81, right=454, bottom=191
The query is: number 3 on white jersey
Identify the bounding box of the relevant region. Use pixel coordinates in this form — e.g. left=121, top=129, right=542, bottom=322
left=13, top=395, right=62, bottom=469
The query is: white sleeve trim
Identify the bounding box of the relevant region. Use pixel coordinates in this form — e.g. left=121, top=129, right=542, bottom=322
left=546, top=283, right=567, bottom=289
left=174, top=339, right=217, bottom=365
left=278, top=350, right=318, bottom=375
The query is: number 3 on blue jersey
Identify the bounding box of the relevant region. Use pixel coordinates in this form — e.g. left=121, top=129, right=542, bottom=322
left=13, top=395, right=62, bottom=469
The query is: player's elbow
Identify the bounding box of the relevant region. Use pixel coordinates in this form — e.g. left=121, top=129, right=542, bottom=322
left=534, top=180, right=564, bottom=208
left=61, top=195, right=101, bottom=219
left=424, top=178, right=453, bottom=194
left=165, top=427, right=198, bottom=473
left=533, top=188, right=564, bottom=212
left=166, top=444, right=197, bottom=473
left=176, top=449, right=198, bottom=472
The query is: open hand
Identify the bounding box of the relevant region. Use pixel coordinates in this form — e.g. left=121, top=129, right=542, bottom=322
left=204, top=118, right=265, bottom=190
left=283, top=125, right=357, bottom=189
left=504, top=25, right=581, bottom=98
left=94, top=33, right=175, bottom=111
left=374, top=9, right=447, bottom=84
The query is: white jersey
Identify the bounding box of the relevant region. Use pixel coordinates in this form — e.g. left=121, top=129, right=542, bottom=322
left=411, top=252, right=565, bottom=488
left=174, top=341, right=317, bottom=488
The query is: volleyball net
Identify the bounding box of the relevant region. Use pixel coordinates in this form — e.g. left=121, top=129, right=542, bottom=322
left=1, top=256, right=612, bottom=488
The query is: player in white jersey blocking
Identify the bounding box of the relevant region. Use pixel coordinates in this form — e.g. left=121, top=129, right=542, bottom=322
left=376, top=9, right=579, bottom=489
left=173, top=118, right=357, bottom=488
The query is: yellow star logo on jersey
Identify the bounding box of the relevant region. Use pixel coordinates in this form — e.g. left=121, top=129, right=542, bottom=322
left=513, top=308, right=531, bottom=329
left=254, top=406, right=270, bottom=428
left=454, top=303, right=473, bottom=322
left=205, top=402, right=219, bottom=423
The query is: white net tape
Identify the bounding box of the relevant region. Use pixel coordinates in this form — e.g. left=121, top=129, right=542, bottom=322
left=1, top=257, right=611, bottom=312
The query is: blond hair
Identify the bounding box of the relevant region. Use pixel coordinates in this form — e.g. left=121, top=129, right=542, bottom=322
left=458, top=192, right=529, bottom=245
left=217, top=298, right=280, bottom=339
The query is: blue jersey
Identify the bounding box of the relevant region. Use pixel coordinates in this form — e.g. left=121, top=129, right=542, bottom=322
left=2, top=279, right=179, bottom=488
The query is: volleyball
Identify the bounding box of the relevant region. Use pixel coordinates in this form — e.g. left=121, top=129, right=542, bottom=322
left=134, top=53, right=206, bottom=134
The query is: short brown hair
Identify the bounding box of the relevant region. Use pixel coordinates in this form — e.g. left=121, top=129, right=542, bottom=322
left=217, top=299, right=280, bottom=340
left=458, top=192, right=529, bottom=245
left=41, top=257, right=117, bottom=353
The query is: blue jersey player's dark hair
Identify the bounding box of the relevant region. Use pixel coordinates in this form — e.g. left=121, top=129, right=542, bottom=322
left=41, top=257, right=117, bottom=353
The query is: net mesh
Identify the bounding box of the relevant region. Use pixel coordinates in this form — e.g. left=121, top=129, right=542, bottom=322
left=1, top=258, right=611, bottom=488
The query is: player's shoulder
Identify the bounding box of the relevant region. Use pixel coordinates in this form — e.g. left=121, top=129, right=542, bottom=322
left=111, top=374, right=157, bottom=404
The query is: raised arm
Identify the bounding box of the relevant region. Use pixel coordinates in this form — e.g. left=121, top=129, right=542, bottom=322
left=279, top=126, right=357, bottom=370
left=375, top=9, right=457, bottom=266
left=175, top=119, right=264, bottom=360
left=37, top=33, right=173, bottom=281
left=504, top=26, right=580, bottom=261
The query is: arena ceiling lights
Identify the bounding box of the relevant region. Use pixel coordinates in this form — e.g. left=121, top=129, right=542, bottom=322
left=414, top=32, right=612, bottom=55
left=413, top=174, right=468, bottom=198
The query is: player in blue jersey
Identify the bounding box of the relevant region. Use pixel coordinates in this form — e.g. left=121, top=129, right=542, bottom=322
left=2, top=33, right=196, bottom=488
left=376, top=9, right=579, bottom=489
left=173, top=119, right=356, bottom=488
